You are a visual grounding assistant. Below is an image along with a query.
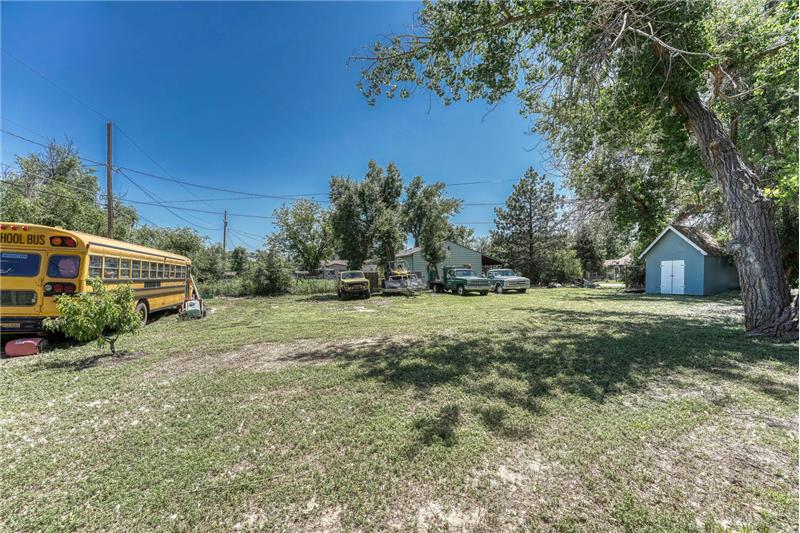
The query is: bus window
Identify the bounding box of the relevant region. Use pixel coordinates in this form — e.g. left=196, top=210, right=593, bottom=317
left=104, top=256, right=119, bottom=279
left=178, top=266, right=185, bottom=279
left=0, top=252, right=41, bottom=277
left=169, top=264, right=176, bottom=278
left=89, top=255, right=103, bottom=277
left=47, top=255, right=80, bottom=278
left=150, top=262, right=157, bottom=278
left=157, top=263, right=164, bottom=279
left=120, top=259, right=131, bottom=278
left=141, top=261, right=150, bottom=279
left=132, top=260, right=141, bottom=279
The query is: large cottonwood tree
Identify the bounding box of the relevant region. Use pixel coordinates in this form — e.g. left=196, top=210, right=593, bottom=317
left=356, top=0, right=797, bottom=337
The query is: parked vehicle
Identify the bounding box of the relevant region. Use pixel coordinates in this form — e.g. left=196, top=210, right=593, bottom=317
left=337, top=270, right=370, bottom=299
left=428, top=265, right=490, bottom=295
left=0, top=222, right=197, bottom=337
left=381, top=260, right=423, bottom=295
left=486, top=269, right=530, bottom=293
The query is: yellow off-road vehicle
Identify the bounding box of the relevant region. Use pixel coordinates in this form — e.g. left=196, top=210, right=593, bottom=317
left=337, top=270, right=371, bottom=300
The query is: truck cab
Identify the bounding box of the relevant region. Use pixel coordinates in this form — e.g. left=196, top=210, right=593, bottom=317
left=429, top=265, right=490, bottom=296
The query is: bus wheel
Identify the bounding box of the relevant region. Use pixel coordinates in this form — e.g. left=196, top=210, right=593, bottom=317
left=135, top=301, right=149, bottom=326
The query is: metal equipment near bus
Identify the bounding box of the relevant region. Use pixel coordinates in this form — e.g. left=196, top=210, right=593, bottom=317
left=380, top=260, right=424, bottom=295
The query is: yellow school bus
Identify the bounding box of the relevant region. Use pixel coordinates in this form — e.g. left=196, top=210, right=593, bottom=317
left=0, top=222, right=194, bottom=335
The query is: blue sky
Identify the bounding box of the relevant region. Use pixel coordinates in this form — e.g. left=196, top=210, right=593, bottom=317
left=2, top=1, right=553, bottom=248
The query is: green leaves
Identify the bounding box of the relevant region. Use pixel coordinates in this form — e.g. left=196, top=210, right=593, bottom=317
left=44, top=277, right=141, bottom=355
left=0, top=141, right=139, bottom=240
left=491, top=168, right=566, bottom=283
left=329, top=161, right=407, bottom=269
left=271, top=199, right=333, bottom=273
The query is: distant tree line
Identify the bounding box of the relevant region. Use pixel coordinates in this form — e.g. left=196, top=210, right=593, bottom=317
left=0, top=142, right=633, bottom=295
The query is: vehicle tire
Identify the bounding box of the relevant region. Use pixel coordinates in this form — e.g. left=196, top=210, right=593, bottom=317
left=495, top=283, right=503, bottom=294
left=431, top=284, right=438, bottom=293
left=135, top=301, right=149, bottom=326
left=520, top=289, right=527, bottom=294
left=480, top=291, right=488, bottom=296
left=364, top=291, right=370, bottom=299
left=457, top=285, right=466, bottom=296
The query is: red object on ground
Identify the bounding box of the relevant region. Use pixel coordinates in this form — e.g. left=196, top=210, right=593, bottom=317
left=4, top=338, right=48, bottom=357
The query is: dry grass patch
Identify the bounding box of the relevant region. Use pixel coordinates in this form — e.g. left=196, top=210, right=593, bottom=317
left=146, top=334, right=417, bottom=377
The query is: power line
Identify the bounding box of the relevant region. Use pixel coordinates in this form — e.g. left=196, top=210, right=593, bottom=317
left=2, top=127, right=521, bottom=206
left=0, top=177, right=218, bottom=234
left=116, top=169, right=219, bottom=231
left=2, top=48, right=110, bottom=121
left=1, top=128, right=107, bottom=166
left=113, top=123, right=224, bottom=211
left=228, top=227, right=265, bottom=240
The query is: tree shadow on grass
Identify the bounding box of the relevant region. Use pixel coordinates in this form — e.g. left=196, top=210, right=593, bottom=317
left=296, top=294, right=340, bottom=302
left=31, top=351, right=146, bottom=372
left=556, top=290, right=743, bottom=306
left=328, top=306, right=796, bottom=444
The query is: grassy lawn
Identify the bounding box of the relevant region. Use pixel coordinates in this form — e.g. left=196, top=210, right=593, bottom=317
left=1, top=288, right=797, bottom=531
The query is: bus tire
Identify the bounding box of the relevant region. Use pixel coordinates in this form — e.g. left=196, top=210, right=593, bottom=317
left=135, top=301, right=149, bottom=326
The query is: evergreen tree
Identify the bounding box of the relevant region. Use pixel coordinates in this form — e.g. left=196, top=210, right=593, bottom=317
left=491, top=168, right=564, bottom=284
left=574, top=225, right=604, bottom=277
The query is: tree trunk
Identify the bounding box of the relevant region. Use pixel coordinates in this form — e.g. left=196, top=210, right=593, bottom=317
left=671, top=93, right=797, bottom=339
left=106, top=335, right=118, bottom=356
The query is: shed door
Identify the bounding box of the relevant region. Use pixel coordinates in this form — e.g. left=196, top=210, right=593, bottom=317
left=672, top=260, right=685, bottom=295
left=659, top=260, right=685, bottom=295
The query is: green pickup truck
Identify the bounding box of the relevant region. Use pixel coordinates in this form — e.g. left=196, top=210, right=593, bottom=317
left=428, top=266, right=491, bottom=296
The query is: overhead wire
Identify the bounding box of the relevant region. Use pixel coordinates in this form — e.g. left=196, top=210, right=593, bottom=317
left=0, top=177, right=215, bottom=234
left=115, top=169, right=219, bottom=231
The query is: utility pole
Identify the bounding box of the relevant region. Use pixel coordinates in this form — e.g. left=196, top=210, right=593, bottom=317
left=222, top=210, right=228, bottom=252
left=106, top=121, right=113, bottom=238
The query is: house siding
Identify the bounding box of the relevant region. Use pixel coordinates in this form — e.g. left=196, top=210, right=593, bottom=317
left=643, top=231, right=705, bottom=295
left=703, top=255, right=740, bottom=294
left=399, top=242, right=483, bottom=279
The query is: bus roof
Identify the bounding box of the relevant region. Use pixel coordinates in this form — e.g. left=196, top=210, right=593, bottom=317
left=72, top=230, right=192, bottom=263
left=1, top=222, right=191, bottom=263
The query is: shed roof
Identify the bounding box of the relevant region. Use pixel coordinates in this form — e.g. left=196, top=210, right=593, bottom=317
left=638, top=224, right=726, bottom=259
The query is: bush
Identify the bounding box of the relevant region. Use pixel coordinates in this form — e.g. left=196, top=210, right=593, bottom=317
left=198, top=278, right=249, bottom=298
left=544, top=249, right=583, bottom=283
left=290, top=278, right=336, bottom=295
left=244, top=248, right=294, bottom=296
left=44, top=277, right=141, bottom=355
